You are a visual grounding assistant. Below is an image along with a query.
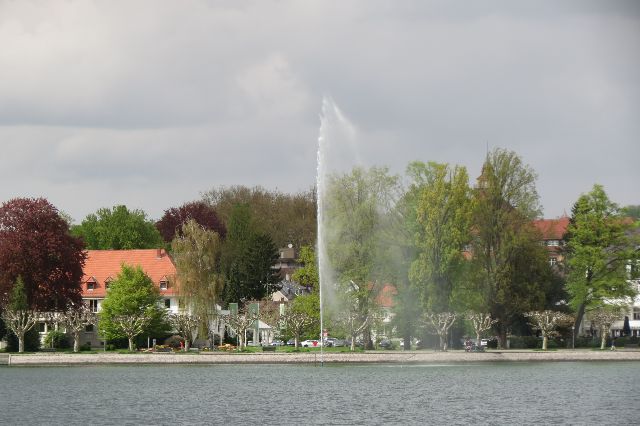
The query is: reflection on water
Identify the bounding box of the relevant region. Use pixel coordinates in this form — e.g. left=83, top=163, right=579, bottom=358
left=0, top=362, right=637, bottom=425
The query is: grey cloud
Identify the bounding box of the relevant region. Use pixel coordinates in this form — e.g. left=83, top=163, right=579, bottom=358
left=0, top=0, right=637, bottom=221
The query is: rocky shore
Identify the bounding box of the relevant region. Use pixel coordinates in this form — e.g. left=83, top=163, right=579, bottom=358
left=4, top=349, right=640, bottom=366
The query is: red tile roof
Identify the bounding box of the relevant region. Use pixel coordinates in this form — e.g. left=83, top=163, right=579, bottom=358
left=82, top=249, right=177, bottom=298
left=533, top=217, right=570, bottom=240
left=376, top=284, right=397, bottom=308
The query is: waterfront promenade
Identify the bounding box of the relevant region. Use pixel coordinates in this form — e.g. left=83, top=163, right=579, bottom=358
left=4, top=349, right=640, bottom=366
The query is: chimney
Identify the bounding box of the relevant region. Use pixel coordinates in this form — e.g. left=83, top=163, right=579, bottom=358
left=156, top=248, right=163, bottom=258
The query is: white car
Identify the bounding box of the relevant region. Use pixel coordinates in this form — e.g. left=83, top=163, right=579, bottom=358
left=300, top=339, right=322, bottom=348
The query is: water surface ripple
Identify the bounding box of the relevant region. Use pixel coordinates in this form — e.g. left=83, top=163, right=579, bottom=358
left=0, top=362, right=637, bottom=425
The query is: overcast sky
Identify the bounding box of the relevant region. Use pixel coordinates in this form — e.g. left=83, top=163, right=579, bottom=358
left=1, top=0, right=638, bottom=222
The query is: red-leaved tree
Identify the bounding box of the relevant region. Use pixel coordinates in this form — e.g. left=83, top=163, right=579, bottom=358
left=156, top=201, right=226, bottom=243
left=0, top=198, right=86, bottom=310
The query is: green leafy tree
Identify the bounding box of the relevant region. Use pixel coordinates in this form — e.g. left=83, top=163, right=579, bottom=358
left=470, top=148, right=553, bottom=348
left=406, top=161, right=472, bottom=313
left=324, top=166, right=399, bottom=350
left=565, top=185, right=639, bottom=339
left=72, top=205, right=163, bottom=250
left=171, top=219, right=225, bottom=347
left=98, top=265, right=168, bottom=351
left=281, top=292, right=320, bottom=347
left=291, top=245, right=319, bottom=290
left=221, top=204, right=279, bottom=305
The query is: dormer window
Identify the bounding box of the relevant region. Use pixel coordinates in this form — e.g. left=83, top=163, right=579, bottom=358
left=105, top=277, right=113, bottom=290
left=160, top=280, right=168, bottom=291
left=86, top=277, right=97, bottom=291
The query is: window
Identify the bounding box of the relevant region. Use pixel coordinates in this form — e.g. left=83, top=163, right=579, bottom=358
left=85, top=324, right=94, bottom=332
left=164, top=299, right=171, bottom=308
left=38, top=322, right=46, bottom=333
left=105, top=278, right=112, bottom=290
left=550, top=257, right=557, bottom=267
left=160, top=280, right=168, bottom=291
left=88, top=299, right=98, bottom=312
left=547, top=240, right=560, bottom=247
left=87, top=281, right=95, bottom=291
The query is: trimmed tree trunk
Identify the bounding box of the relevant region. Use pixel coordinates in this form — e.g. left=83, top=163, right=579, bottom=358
left=18, top=332, right=25, bottom=353
left=184, top=340, right=191, bottom=351
left=573, top=302, right=586, bottom=342
left=128, top=337, right=134, bottom=352
left=600, top=330, right=607, bottom=350
left=73, top=332, right=81, bottom=353
left=403, top=335, right=411, bottom=351
left=542, top=335, right=548, bottom=351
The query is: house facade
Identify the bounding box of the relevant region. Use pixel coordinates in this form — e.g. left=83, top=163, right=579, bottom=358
left=532, top=216, right=640, bottom=337
left=73, top=248, right=179, bottom=348
left=533, top=216, right=570, bottom=268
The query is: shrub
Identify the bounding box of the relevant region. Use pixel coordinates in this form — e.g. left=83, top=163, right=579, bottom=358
left=6, top=327, right=41, bottom=352
left=164, top=335, right=184, bottom=349
left=509, top=336, right=539, bottom=349
left=43, top=330, right=70, bottom=349
left=79, top=342, right=92, bottom=351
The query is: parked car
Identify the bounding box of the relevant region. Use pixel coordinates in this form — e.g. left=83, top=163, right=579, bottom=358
left=300, top=339, right=322, bottom=348
left=286, top=339, right=296, bottom=346
left=270, top=340, right=284, bottom=346
left=332, top=339, right=347, bottom=347
left=379, top=339, right=393, bottom=349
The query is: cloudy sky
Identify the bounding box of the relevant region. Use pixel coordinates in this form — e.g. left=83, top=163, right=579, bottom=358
left=1, top=0, right=638, bottom=222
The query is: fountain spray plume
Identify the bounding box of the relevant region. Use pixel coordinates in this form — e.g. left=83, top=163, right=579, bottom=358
left=316, top=96, right=357, bottom=362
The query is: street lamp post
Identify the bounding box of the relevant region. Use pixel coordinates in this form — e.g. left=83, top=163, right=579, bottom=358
left=571, top=326, right=575, bottom=350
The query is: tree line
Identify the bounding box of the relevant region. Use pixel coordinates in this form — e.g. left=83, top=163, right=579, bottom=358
left=0, top=148, right=637, bottom=352
left=316, top=148, right=639, bottom=350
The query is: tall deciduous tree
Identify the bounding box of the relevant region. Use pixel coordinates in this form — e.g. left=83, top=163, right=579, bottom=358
left=0, top=197, right=86, bottom=310
left=72, top=205, right=163, bottom=250
left=407, top=161, right=472, bottom=313
left=156, top=201, right=226, bottom=244
left=221, top=204, right=279, bottom=305
left=470, top=149, right=552, bottom=348
left=325, top=166, right=398, bottom=350
left=204, top=185, right=317, bottom=249
left=565, top=185, right=639, bottom=339
left=171, top=219, right=225, bottom=346
left=99, top=265, right=167, bottom=351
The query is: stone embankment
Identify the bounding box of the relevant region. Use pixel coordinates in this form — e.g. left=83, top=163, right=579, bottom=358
left=5, top=349, right=640, bottom=366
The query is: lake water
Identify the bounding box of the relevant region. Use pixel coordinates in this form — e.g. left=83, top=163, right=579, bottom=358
left=0, top=362, right=638, bottom=425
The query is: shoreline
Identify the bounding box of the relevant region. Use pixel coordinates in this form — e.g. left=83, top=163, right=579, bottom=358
left=3, top=349, right=640, bottom=366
